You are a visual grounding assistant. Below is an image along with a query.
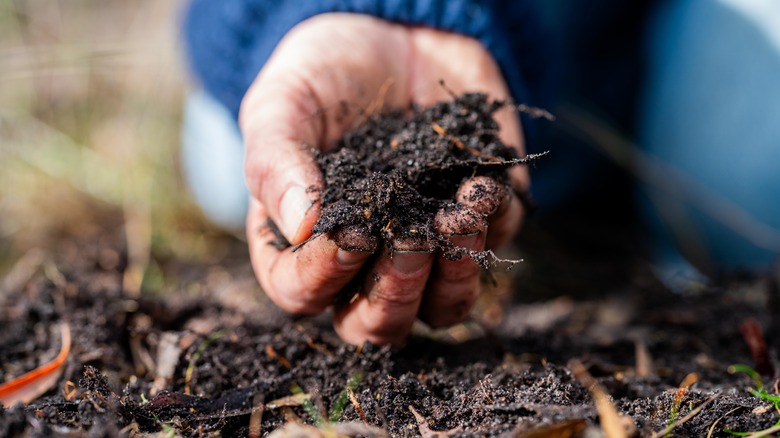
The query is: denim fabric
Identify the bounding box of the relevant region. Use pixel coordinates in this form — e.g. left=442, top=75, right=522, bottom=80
left=639, top=0, right=780, bottom=274
left=181, top=91, right=248, bottom=231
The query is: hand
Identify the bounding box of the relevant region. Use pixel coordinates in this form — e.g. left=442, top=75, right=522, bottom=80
left=241, top=13, right=527, bottom=345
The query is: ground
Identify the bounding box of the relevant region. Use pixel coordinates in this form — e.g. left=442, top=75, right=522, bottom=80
left=2, top=1, right=780, bottom=437
left=1, top=221, right=780, bottom=437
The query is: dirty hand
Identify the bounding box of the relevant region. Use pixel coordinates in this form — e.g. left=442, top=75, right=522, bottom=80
left=242, top=13, right=527, bottom=346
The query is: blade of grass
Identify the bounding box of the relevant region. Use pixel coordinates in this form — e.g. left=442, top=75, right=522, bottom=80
left=266, top=393, right=311, bottom=410
left=666, top=372, right=699, bottom=435
left=743, top=421, right=780, bottom=438
left=739, top=319, right=774, bottom=376
left=248, top=393, right=264, bottom=438
left=651, top=394, right=719, bottom=438
left=328, top=372, right=363, bottom=423
left=290, top=382, right=325, bottom=426
left=729, top=364, right=765, bottom=390
left=707, top=407, right=744, bottom=438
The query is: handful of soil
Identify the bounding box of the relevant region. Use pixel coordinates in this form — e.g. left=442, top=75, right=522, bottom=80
left=286, top=92, right=546, bottom=268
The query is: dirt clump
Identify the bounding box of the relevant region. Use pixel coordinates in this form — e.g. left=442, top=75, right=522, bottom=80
left=277, top=92, right=546, bottom=268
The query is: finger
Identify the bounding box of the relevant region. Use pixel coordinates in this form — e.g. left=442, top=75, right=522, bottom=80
left=247, top=199, right=375, bottom=315
left=408, top=27, right=529, bottom=194
left=419, top=206, right=487, bottom=328
left=333, top=233, right=434, bottom=346
left=241, top=77, right=326, bottom=245
left=457, top=176, right=523, bottom=248
left=240, top=16, right=412, bottom=245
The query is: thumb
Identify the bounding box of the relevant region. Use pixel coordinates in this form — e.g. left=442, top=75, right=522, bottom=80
left=240, top=78, right=325, bottom=245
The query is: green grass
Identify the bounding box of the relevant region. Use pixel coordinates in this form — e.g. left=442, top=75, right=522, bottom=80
left=724, top=365, right=780, bottom=436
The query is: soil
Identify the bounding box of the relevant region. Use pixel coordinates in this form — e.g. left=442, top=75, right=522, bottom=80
left=275, top=92, right=545, bottom=269
left=2, top=96, right=780, bottom=437
left=2, top=228, right=780, bottom=437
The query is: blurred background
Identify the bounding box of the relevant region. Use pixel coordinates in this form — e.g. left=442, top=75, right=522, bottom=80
left=0, top=1, right=234, bottom=293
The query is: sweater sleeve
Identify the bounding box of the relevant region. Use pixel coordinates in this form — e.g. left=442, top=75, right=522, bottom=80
left=183, top=0, right=548, bottom=139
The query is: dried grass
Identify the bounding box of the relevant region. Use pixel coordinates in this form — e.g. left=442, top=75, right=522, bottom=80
left=0, top=1, right=223, bottom=282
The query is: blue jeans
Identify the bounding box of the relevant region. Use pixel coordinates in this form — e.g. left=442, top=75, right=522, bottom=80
left=639, top=0, right=780, bottom=276
left=181, top=91, right=248, bottom=232
left=182, top=0, right=780, bottom=276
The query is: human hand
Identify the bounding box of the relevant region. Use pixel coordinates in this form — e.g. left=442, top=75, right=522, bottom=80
left=241, top=13, right=527, bottom=345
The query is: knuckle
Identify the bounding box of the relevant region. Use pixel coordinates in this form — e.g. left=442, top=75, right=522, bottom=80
left=265, top=282, right=323, bottom=315
left=276, top=297, right=321, bottom=316
left=243, top=149, right=271, bottom=199
left=424, top=290, right=479, bottom=328
left=368, top=285, right=421, bottom=309
left=441, top=263, right=481, bottom=283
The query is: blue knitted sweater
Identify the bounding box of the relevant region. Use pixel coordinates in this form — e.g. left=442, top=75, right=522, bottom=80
left=183, top=0, right=653, bottom=208
left=183, top=0, right=548, bottom=121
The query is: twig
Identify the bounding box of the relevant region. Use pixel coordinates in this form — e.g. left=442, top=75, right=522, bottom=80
left=668, top=372, right=700, bottom=431
left=466, top=248, right=523, bottom=271
left=247, top=393, right=264, bottom=438
left=561, top=106, right=780, bottom=257
left=408, top=405, right=463, bottom=437
left=515, top=103, right=556, bottom=121
left=649, top=394, right=718, bottom=438
left=479, top=377, right=495, bottom=404
left=363, top=77, right=396, bottom=118
left=706, top=406, right=743, bottom=438
left=569, top=359, right=630, bottom=438
left=347, top=389, right=367, bottom=425
left=265, top=345, right=292, bottom=370
left=740, top=319, right=774, bottom=376
left=328, top=373, right=363, bottom=422
left=431, top=122, right=467, bottom=151
left=408, top=406, right=437, bottom=438
left=743, top=422, right=780, bottom=438
left=634, top=338, right=655, bottom=378
left=438, top=79, right=457, bottom=98
left=122, top=198, right=151, bottom=298
left=0, top=248, right=44, bottom=296
left=266, top=393, right=311, bottom=410
left=290, top=232, right=323, bottom=253
left=433, top=151, right=549, bottom=171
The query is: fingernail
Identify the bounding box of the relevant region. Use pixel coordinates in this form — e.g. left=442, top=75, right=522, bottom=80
left=279, top=185, right=312, bottom=240
left=391, top=251, right=431, bottom=275
left=336, top=248, right=372, bottom=267
left=450, top=231, right=482, bottom=250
